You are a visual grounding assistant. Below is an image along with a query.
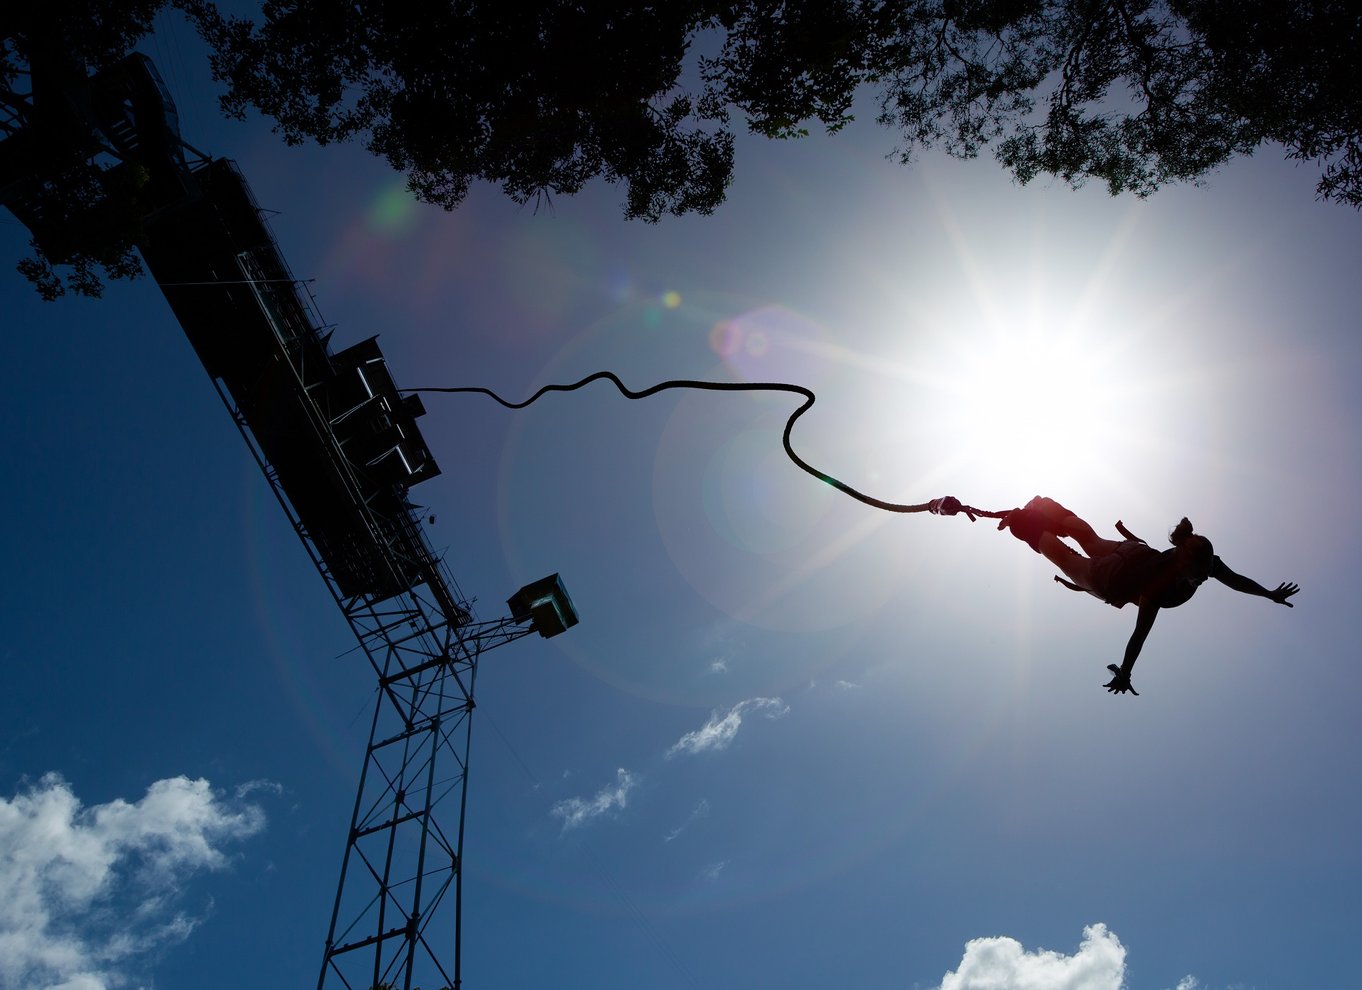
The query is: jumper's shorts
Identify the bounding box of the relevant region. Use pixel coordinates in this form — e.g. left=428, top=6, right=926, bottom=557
left=1086, top=540, right=1160, bottom=607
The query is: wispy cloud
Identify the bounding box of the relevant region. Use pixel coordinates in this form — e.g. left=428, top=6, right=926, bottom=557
left=0, top=772, right=266, bottom=990
left=665, top=697, right=789, bottom=759
left=234, top=778, right=283, bottom=800
left=700, top=860, right=728, bottom=882
left=934, top=923, right=1127, bottom=990
left=550, top=768, right=638, bottom=830
left=699, top=622, right=747, bottom=677
left=662, top=799, right=710, bottom=843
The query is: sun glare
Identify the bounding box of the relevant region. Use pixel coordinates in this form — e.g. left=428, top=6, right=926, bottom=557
left=851, top=192, right=1187, bottom=513
left=866, top=291, right=1170, bottom=518
left=952, top=327, right=1119, bottom=496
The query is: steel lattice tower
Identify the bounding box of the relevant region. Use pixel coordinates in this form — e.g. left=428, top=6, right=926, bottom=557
left=166, top=165, right=578, bottom=990
left=0, top=53, right=577, bottom=990
left=218, top=357, right=565, bottom=990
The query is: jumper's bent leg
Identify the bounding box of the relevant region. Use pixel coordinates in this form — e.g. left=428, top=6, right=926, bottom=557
left=1038, top=532, right=1097, bottom=591
left=1046, top=508, right=1126, bottom=560
left=1056, top=513, right=1102, bottom=550
left=1021, top=497, right=1099, bottom=547
left=1004, top=498, right=1125, bottom=560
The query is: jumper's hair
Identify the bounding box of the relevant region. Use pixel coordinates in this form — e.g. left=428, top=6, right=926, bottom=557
left=1170, top=517, right=1214, bottom=571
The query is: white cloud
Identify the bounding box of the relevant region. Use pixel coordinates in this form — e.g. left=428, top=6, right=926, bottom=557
left=663, top=799, right=711, bottom=843
left=934, top=923, right=1126, bottom=990
left=0, top=772, right=266, bottom=990
left=700, top=860, right=727, bottom=882
left=708, top=659, right=729, bottom=675
left=232, top=779, right=283, bottom=800
left=665, top=697, right=789, bottom=759
left=550, top=769, right=638, bottom=830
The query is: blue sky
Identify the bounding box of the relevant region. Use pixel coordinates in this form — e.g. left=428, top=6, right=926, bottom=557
left=2, top=11, right=1360, bottom=990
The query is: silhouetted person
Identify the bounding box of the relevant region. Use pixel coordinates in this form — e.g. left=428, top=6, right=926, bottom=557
left=1001, top=497, right=1299, bottom=696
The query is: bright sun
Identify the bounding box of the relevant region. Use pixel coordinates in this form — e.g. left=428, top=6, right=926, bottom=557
left=953, top=327, right=1118, bottom=493
left=876, top=309, right=1168, bottom=514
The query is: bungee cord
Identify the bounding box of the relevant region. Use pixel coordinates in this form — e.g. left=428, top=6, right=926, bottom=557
left=405, top=371, right=1303, bottom=701
left=404, top=371, right=1014, bottom=523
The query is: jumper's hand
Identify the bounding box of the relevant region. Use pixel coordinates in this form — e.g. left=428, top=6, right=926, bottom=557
left=1269, top=582, right=1300, bottom=607
left=1105, top=664, right=1139, bottom=696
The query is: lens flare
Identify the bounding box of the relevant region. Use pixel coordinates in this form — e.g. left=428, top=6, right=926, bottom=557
left=367, top=181, right=418, bottom=234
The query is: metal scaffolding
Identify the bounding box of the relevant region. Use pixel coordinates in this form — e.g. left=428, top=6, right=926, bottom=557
left=214, top=317, right=565, bottom=990
left=1, top=51, right=578, bottom=990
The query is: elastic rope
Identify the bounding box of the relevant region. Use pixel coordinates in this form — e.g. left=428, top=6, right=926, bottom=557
left=405, top=371, right=1012, bottom=521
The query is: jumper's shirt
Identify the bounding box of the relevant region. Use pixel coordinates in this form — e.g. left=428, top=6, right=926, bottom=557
left=1086, top=541, right=1216, bottom=608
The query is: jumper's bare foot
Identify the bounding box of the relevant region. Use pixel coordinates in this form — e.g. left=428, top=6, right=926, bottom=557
left=999, top=506, right=1046, bottom=550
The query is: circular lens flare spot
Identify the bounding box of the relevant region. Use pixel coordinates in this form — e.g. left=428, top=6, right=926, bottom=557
left=367, top=182, right=418, bottom=234
left=710, top=320, right=740, bottom=358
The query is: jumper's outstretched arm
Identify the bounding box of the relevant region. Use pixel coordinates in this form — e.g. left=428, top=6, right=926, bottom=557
left=1110, top=599, right=1161, bottom=691
left=1211, top=559, right=1300, bottom=607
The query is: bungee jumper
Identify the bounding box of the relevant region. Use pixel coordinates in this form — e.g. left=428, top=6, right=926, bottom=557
left=999, top=496, right=1299, bottom=695
left=405, top=373, right=1299, bottom=696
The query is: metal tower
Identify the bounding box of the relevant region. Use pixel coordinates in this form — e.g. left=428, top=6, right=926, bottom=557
left=198, top=257, right=577, bottom=989
left=0, top=51, right=578, bottom=990
left=216, top=336, right=576, bottom=990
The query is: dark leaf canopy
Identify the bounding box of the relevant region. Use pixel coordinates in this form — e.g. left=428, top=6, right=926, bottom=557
left=186, top=0, right=1360, bottom=215
left=3, top=3, right=168, bottom=297
left=192, top=0, right=738, bottom=220
left=4, top=1, right=1359, bottom=297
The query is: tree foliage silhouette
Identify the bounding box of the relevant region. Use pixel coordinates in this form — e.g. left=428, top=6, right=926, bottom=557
left=4, top=1, right=1360, bottom=297
left=188, top=0, right=1361, bottom=212
left=3, top=3, right=166, bottom=297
